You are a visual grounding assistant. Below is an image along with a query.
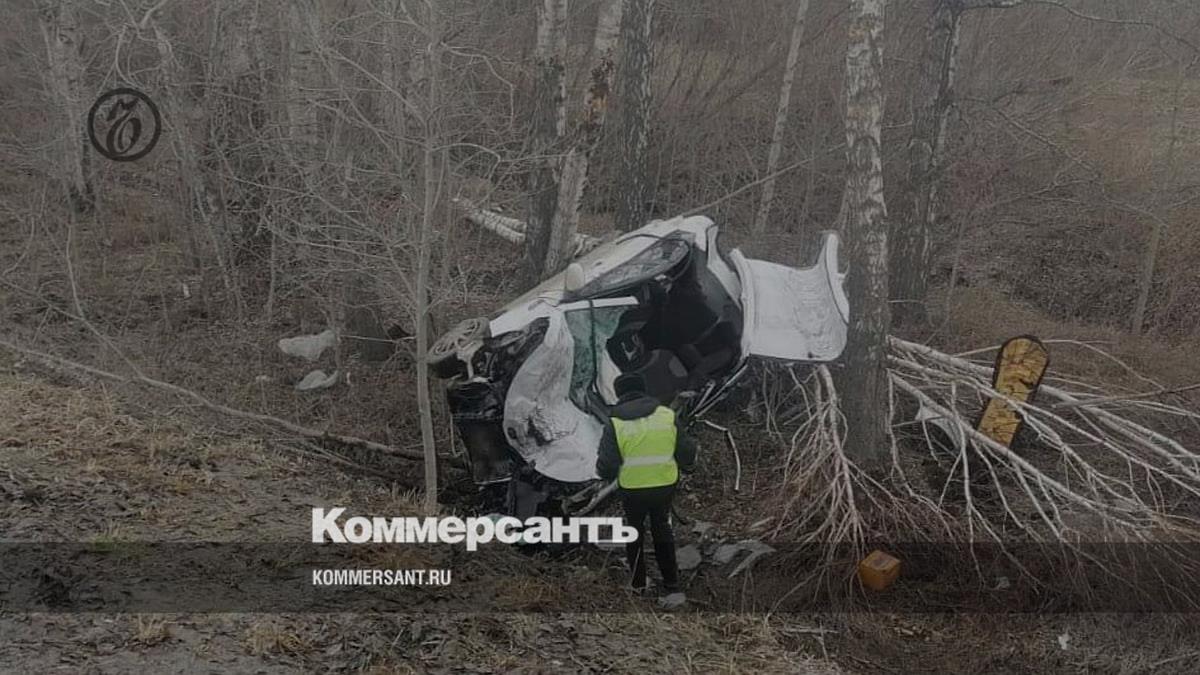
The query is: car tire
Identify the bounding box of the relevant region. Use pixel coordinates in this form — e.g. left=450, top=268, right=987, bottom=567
left=429, top=317, right=489, bottom=379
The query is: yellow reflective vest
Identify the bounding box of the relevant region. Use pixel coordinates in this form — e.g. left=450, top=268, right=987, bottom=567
left=612, top=406, right=679, bottom=489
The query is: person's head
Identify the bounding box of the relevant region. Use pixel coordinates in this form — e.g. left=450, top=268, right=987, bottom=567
left=614, top=373, right=647, bottom=400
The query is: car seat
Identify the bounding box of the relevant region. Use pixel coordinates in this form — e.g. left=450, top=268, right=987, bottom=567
left=606, top=305, right=653, bottom=370
left=677, top=320, right=738, bottom=387
left=633, top=349, right=689, bottom=405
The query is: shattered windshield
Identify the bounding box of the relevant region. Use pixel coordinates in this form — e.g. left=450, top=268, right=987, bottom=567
left=567, top=235, right=692, bottom=300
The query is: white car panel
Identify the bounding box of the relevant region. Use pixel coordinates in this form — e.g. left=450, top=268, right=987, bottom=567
left=731, top=231, right=848, bottom=362
left=502, top=312, right=602, bottom=483
left=489, top=296, right=638, bottom=338
left=705, top=226, right=742, bottom=303
left=488, top=216, right=720, bottom=336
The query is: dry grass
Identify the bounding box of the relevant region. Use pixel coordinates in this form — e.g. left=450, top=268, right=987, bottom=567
left=242, top=619, right=315, bottom=658
left=130, top=615, right=173, bottom=647
left=934, top=285, right=1200, bottom=399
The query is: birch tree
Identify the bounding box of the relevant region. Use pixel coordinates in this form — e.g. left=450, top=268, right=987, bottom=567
left=892, top=0, right=963, bottom=325
left=542, top=0, right=623, bottom=275
left=837, top=0, right=890, bottom=461
left=752, top=0, right=811, bottom=235
left=522, top=0, right=568, bottom=284
left=38, top=0, right=93, bottom=212
left=615, top=0, right=655, bottom=231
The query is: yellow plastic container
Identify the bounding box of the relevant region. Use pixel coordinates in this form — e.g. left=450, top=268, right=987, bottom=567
left=858, top=550, right=901, bottom=591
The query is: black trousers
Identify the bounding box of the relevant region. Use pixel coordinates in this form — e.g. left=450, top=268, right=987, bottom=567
left=620, top=485, right=679, bottom=592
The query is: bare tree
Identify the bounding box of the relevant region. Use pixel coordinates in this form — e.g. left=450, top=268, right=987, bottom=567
left=522, top=0, right=568, bottom=284
left=615, top=0, right=655, bottom=231
left=752, top=0, right=811, bottom=235
left=542, top=0, right=623, bottom=275
left=892, top=0, right=963, bottom=325
left=837, top=0, right=890, bottom=461
left=149, top=10, right=244, bottom=317
left=37, top=0, right=93, bottom=212
left=414, top=4, right=445, bottom=515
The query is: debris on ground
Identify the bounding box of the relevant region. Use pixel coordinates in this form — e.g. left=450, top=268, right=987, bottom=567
left=295, top=369, right=340, bottom=391
left=278, top=329, right=336, bottom=362
left=676, top=544, right=703, bottom=571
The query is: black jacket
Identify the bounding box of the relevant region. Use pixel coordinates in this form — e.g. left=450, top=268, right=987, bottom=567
left=596, top=393, right=697, bottom=483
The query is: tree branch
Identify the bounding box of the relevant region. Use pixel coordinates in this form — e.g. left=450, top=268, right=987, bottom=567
left=0, top=336, right=424, bottom=461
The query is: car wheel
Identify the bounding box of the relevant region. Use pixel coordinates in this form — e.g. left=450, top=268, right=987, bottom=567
left=429, top=317, right=489, bottom=378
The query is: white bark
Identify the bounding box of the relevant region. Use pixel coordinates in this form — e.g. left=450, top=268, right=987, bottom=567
left=523, top=0, right=569, bottom=282
left=535, top=0, right=570, bottom=137
left=455, top=198, right=602, bottom=253
left=592, top=0, right=624, bottom=60
left=752, top=0, right=811, bottom=235
left=837, top=0, right=890, bottom=461
left=38, top=0, right=92, bottom=211
left=542, top=0, right=624, bottom=276
left=544, top=149, right=589, bottom=272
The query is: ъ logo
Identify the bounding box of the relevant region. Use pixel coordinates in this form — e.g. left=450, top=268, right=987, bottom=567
left=87, top=87, right=162, bottom=162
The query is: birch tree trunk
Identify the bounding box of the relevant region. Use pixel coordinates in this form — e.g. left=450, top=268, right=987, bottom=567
left=837, top=0, right=890, bottom=462
left=542, top=0, right=623, bottom=276
left=522, top=0, right=568, bottom=284
left=892, top=0, right=962, bottom=326
left=615, top=0, right=656, bottom=232
left=752, top=0, right=811, bottom=235
left=38, top=0, right=93, bottom=212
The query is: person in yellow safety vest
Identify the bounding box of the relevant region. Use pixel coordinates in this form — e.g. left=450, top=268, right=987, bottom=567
left=596, top=373, right=697, bottom=609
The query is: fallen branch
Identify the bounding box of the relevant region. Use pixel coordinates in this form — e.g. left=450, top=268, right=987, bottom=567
left=453, top=197, right=602, bottom=257
left=0, top=336, right=423, bottom=461
left=1047, top=382, right=1200, bottom=410
left=765, top=334, right=1200, bottom=609
left=701, top=419, right=741, bottom=491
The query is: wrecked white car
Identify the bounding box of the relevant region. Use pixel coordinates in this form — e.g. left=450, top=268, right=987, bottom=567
left=430, top=215, right=849, bottom=516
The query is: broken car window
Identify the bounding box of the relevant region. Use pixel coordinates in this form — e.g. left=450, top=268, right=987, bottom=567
left=565, top=304, right=629, bottom=410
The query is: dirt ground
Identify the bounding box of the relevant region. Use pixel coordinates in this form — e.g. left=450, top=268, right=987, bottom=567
left=4, top=360, right=1200, bottom=673
left=0, top=364, right=843, bottom=673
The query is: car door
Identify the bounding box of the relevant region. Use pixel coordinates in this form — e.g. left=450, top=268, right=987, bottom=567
left=728, top=231, right=849, bottom=362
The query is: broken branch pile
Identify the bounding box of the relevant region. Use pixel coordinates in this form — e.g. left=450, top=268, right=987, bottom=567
left=766, top=337, right=1200, bottom=607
